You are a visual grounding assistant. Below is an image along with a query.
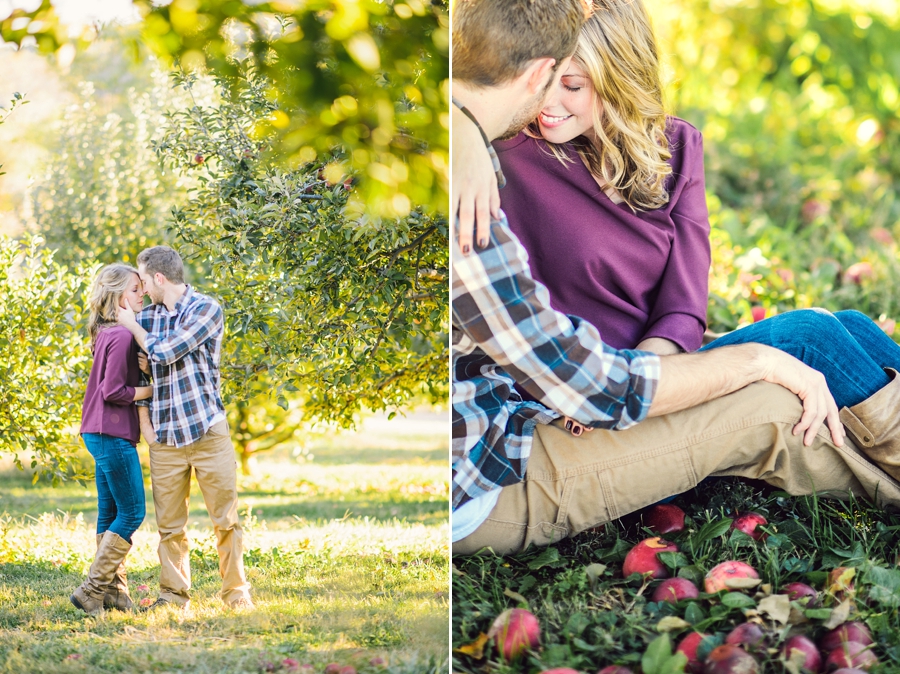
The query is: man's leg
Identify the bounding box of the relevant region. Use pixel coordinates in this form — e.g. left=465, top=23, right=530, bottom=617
left=454, top=381, right=900, bottom=556
left=149, top=441, right=193, bottom=605
left=190, top=420, right=251, bottom=606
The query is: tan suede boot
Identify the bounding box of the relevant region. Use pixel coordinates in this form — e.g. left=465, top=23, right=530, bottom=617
left=841, top=368, right=900, bottom=482
left=96, top=533, right=134, bottom=611
left=71, top=531, right=131, bottom=616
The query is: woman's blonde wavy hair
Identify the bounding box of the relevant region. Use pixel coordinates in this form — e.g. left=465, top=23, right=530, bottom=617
left=538, top=0, right=672, bottom=211
left=87, top=264, right=140, bottom=349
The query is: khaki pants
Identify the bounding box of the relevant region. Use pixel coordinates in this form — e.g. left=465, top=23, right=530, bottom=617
left=454, top=382, right=900, bottom=556
left=149, top=420, right=251, bottom=605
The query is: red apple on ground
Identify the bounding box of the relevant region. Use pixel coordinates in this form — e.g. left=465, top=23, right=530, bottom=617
left=731, top=512, right=767, bottom=541
left=338, top=667, right=357, bottom=674
left=824, top=642, right=878, bottom=671
left=540, top=670, right=581, bottom=674
left=488, top=608, right=541, bottom=661
left=622, top=537, right=678, bottom=580
left=827, top=567, right=856, bottom=599
left=831, top=670, right=869, bottom=674
left=751, top=306, right=766, bottom=323
left=704, top=560, right=760, bottom=593
left=676, top=632, right=709, bottom=674
left=369, top=657, right=387, bottom=667
left=819, top=622, right=873, bottom=651
left=643, top=504, right=686, bottom=534
left=781, top=635, right=821, bottom=673
left=725, top=623, right=766, bottom=650
left=324, top=665, right=342, bottom=674
left=596, top=667, right=632, bottom=674
left=782, top=582, right=818, bottom=605
left=652, top=578, right=699, bottom=604
left=844, top=262, right=874, bottom=285
left=704, top=644, right=759, bottom=674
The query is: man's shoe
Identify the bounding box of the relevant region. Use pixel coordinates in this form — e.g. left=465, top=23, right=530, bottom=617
left=228, top=597, right=255, bottom=610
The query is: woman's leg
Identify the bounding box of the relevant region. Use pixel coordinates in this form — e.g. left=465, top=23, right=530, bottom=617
left=101, top=436, right=146, bottom=544
left=834, top=310, right=900, bottom=371
left=82, top=434, right=115, bottom=535
left=701, top=309, right=890, bottom=408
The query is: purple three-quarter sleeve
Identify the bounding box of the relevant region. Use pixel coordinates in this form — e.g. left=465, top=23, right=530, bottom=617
left=100, top=329, right=137, bottom=404
left=641, top=125, right=710, bottom=352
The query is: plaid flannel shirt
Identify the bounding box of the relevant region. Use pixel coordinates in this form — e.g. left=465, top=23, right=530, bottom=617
left=136, top=286, right=226, bottom=447
left=452, top=215, right=661, bottom=510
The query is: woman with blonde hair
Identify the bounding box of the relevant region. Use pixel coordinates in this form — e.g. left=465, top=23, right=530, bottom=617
left=71, top=264, right=152, bottom=615
left=458, top=0, right=900, bottom=439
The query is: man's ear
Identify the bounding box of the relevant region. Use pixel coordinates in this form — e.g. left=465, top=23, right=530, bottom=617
left=524, top=57, right=557, bottom=95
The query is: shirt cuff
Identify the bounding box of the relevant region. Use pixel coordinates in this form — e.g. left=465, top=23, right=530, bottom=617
left=643, top=313, right=706, bottom=353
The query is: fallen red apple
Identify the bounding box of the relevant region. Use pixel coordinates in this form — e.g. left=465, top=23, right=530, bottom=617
left=731, top=513, right=767, bottom=541
left=782, top=582, right=818, bottom=606
left=652, top=578, right=699, bottom=604
left=622, top=537, right=678, bottom=580
left=704, top=644, right=759, bottom=674
left=539, top=669, right=581, bottom=674
left=369, top=657, right=387, bottom=667
left=831, top=670, right=869, bottom=674
left=819, top=622, right=873, bottom=652
left=751, top=306, right=766, bottom=323
left=781, top=635, right=821, bottom=673
left=488, top=608, right=541, bottom=661
left=824, top=642, right=878, bottom=671
left=596, top=667, right=632, bottom=674
left=827, top=567, right=856, bottom=599
left=844, top=262, right=874, bottom=286
left=643, top=504, right=686, bottom=534
left=676, top=632, right=709, bottom=674
left=704, top=560, right=760, bottom=593
left=725, top=623, right=766, bottom=650
left=338, top=667, right=357, bottom=674
left=323, top=665, right=342, bottom=674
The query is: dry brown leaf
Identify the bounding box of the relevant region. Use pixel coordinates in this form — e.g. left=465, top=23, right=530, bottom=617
left=725, top=577, right=762, bottom=590
left=822, top=598, right=852, bottom=630
left=757, top=594, right=791, bottom=625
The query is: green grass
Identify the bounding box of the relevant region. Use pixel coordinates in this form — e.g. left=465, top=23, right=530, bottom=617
left=0, top=412, right=449, bottom=674
left=452, top=478, right=900, bottom=673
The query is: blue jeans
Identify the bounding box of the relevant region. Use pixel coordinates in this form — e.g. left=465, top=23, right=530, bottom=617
left=702, top=309, right=897, bottom=409
left=81, top=433, right=146, bottom=543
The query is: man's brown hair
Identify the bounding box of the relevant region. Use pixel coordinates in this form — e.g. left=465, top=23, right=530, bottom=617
left=452, top=0, right=587, bottom=87
left=137, top=246, right=185, bottom=284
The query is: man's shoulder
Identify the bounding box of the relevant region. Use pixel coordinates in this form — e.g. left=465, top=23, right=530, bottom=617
left=184, top=288, right=222, bottom=314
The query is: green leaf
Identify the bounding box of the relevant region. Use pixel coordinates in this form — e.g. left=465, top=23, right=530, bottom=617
left=641, top=634, right=673, bottom=674
left=527, top=547, right=562, bottom=570
left=685, top=602, right=706, bottom=625
left=865, top=566, right=900, bottom=607
left=720, top=592, right=757, bottom=609
left=696, top=518, right=733, bottom=543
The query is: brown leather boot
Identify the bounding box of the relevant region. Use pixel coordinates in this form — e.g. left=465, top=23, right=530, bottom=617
left=96, top=533, right=134, bottom=611
left=841, top=368, right=900, bottom=482
left=71, top=531, right=131, bottom=616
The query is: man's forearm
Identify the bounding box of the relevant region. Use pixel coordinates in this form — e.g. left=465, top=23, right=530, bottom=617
left=649, top=343, right=769, bottom=417
left=138, top=405, right=156, bottom=443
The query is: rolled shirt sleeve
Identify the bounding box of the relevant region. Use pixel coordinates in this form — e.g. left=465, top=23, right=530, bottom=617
left=453, top=215, right=660, bottom=431
left=144, top=301, right=223, bottom=366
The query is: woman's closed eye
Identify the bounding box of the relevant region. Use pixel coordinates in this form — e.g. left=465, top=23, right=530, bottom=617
left=564, top=85, right=582, bottom=92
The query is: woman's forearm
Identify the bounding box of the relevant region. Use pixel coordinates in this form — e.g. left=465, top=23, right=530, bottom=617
left=133, top=386, right=153, bottom=401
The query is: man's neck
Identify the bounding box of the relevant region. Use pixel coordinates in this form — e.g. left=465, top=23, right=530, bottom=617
left=163, top=284, right=188, bottom=312
left=453, top=82, right=513, bottom=143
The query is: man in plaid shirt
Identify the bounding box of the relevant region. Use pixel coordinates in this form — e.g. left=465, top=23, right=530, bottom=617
left=450, top=0, right=900, bottom=557
left=118, top=246, right=252, bottom=610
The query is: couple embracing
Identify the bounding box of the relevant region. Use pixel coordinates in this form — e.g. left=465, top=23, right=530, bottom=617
left=72, top=245, right=253, bottom=615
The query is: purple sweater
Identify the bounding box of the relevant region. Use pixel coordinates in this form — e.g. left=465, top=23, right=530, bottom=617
left=80, top=325, right=141, bottom=445
left=494, top=118, right=710, bottom=352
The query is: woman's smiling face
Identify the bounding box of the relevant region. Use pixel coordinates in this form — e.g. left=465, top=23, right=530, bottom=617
left=536, top=60, right=597, bottom=144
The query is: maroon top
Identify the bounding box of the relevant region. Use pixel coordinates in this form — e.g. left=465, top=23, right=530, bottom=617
left=80, top=325, right=141, bottom=445
left=494, top=117, right=710, bottom=352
